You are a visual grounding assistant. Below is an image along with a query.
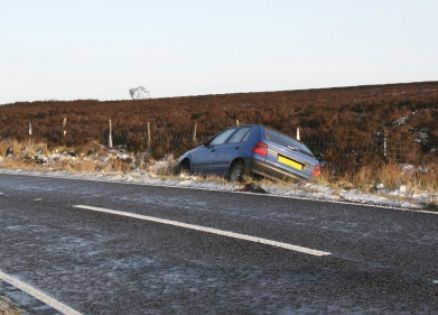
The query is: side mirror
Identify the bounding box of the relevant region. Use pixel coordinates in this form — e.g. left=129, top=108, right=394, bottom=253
left=203, top=137, right=211, bottom=147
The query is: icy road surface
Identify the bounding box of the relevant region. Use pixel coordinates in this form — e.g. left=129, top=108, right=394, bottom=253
left=0, top=174, right=437, bottom=314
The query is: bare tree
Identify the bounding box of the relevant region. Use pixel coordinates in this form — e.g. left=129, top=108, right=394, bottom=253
left=129, top=86, right=150, bottom=99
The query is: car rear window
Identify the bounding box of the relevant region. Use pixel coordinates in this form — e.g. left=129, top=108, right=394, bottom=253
left=227, top=128, right=250, bottom=143
left=264, top=128, right=314, bottom=156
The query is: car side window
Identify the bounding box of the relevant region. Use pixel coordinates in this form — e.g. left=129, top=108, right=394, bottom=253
left=241, top=129, right=251, bottom=142
left=209, top=128, right=237, bottom=146
left=227, top=128, right=250, bottom=143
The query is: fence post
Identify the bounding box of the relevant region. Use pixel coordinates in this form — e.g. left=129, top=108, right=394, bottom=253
left=236, top=119, right=239, bottom=126
left=296, top=127, right=300, bottom=141
left=193, top=123, right=197, bottom=143
left=28, top=121, right=32, bottom=145
left=108, top=119, right=113, bottom=148
left=62, top=117, right=67, bottom=137
left=383, top=128, right=387, bottom=158
left=147, top=121, right=151, bottom=151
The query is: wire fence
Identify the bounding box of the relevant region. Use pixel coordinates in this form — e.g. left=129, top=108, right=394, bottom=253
left=151, top=131, right=425, bottom=165
left=8, top=120, right=432, bottom=170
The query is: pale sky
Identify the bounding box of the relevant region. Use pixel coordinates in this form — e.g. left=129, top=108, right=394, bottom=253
left=1, top=0, right=437, bottom=104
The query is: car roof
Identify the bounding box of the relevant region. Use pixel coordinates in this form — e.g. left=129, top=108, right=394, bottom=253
left=229, top=124, right=307, bottom=144
left=229, top=124, right=263, bottom=128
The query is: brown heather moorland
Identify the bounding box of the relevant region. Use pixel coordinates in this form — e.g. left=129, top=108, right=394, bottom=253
left=0, top=81, right=437, bottom=189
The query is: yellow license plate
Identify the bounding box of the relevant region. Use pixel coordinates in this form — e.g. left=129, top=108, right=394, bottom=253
left=277, top=155, right=303, bottom=170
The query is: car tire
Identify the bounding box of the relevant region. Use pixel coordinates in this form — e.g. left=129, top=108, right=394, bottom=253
left=176, top=159, right=190, bottom=175
left=229, top=160, right=246, bottom=182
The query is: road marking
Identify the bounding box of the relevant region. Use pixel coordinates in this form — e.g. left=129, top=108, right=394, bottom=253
left=0, top=269, right=82, bottom=315
left=3, top=172, right=437, bottom=215
left=73, top=204, right=331, bottom=257
left=433, top=280, right=438, bottom=284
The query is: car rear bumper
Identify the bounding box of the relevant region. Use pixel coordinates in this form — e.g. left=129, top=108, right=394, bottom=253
left=248, top=157, right=308, bottom=181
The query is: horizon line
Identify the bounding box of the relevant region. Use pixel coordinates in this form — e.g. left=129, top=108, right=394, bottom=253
left=2, top=79, right=438, bottom=106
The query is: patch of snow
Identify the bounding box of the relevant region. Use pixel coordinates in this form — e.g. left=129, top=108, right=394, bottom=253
left=399, top=185, right=407, bottom=194
left=99, top=156, right=110, bottom=163
left=148, top=155, right=175, bottom=176
left=392, top=116, right=408, bottom=125
left=376, top=183, right=385, bottom=189
left=415, top=129, right=430, bottom=145
left=339, top=190, right=418, bottom=208
left=401, top=164, right=429, bottom=174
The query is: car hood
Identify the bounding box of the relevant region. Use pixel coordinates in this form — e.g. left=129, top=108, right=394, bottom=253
left=177, top=145, right=203, bottom=162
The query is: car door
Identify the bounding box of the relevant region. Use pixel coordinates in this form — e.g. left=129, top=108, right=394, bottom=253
left=213, top=127, right=251, bottom=175
left=192, top=128, right=237, bottom=174
left=190, top=145, right=216, bottom=174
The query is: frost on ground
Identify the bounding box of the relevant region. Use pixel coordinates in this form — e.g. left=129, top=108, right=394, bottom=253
left=0, top=145, right=436, bottom=210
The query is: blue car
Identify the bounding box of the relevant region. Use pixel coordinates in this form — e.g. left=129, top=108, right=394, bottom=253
left=176, top=124, right=321, bottom=181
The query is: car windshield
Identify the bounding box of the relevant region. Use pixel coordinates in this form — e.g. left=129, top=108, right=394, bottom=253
left=264, top=128, right=314, bottom=156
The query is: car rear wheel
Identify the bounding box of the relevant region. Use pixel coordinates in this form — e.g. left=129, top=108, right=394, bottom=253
left=229, top=160, right=246, bottom=182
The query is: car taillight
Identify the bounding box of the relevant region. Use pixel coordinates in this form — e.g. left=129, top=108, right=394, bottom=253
left=252, top=142, right=268, bottom=157
left=312, top=164, right=321, bottom=177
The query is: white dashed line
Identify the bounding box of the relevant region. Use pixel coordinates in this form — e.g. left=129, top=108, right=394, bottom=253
left=0, top=269, right=82, bottom=315
left=73, top=204, right=331, bottom=257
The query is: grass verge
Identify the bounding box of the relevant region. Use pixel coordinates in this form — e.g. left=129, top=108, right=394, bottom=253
left=0, top=139, right=436, bottom=207
left=0, top=296, right=21, bottom=315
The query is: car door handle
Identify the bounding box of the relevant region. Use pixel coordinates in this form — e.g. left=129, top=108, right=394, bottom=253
left=234, top=146, right=240, bottom=150
left=211, top=149, right=216, bottom=152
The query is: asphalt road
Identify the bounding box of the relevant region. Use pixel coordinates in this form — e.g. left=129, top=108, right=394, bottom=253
left=0, top=174, right=437, bottom=314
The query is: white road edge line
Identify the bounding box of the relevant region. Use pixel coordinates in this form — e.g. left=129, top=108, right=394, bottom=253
left=2, top=171, right=437, bottom=215
left=74, top=204, right=331, bottom=257
left=0, top=269, right=82, bottom=315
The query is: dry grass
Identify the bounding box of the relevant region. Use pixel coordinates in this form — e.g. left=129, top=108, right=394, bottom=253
left=0, top=297, right=21, bottom=315
left=102, top=158, right=131, bottom=173
left=317, top=161, right=438, bottom=194
left=63, top=159, right=98, bottom=173
left=0, top=139, right=134, bottom=175
left=72, top=140, right=107, bottom=156
left=0, top=139, right=436, bottom=198
left=0, top=158, right=36, bottom=170
left=0, top=139, right=48, bottom=157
